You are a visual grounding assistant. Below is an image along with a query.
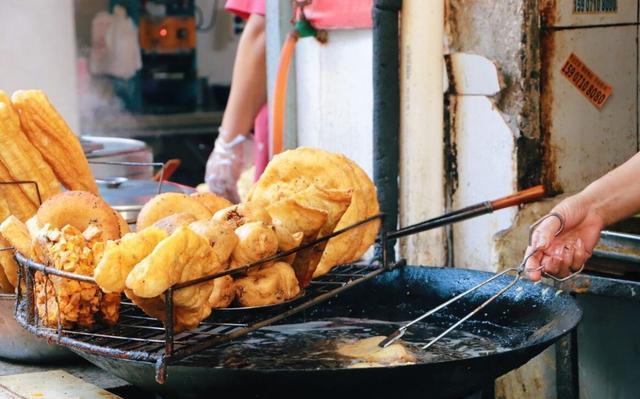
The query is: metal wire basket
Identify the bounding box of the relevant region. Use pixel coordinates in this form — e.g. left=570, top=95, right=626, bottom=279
left=13, top=213, right=389, bottom=383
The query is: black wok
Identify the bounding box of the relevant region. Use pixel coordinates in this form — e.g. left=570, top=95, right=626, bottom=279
left=75, top=265, right=581, bottom=399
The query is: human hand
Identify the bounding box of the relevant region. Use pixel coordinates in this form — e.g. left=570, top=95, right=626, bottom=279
left=524, top=194, right=605, bottom=281
left=205, top=134, right=254, bottom=203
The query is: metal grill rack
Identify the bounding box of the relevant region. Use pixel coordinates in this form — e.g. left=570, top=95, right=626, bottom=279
left=13, top=214, right=392, bottom=383
left=8, top=171, right=541, bottom=383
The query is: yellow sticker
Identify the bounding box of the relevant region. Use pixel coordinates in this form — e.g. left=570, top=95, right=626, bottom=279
left=560, top=52, right=612, bottom=109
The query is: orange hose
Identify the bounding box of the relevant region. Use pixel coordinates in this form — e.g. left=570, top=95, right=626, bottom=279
left=272, top=31, right=299, bottom=155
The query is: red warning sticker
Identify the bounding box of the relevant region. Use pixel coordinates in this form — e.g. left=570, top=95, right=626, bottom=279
left=560, top=52, right=612, bottom=109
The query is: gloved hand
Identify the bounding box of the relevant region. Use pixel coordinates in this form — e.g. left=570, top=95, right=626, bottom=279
left=524, top=194, right=604, bottom=281
left=205, top=133, right=254, bottom=203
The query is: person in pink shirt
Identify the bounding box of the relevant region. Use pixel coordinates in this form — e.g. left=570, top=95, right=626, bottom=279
left=205, top=0, right=268, bottom=202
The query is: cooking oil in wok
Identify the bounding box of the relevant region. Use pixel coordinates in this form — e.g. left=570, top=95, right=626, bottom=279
left=205, top=317, right=519, bottom=369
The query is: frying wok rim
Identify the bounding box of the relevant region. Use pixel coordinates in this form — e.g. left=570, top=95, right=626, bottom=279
left=73, top=265, right=581, bottom=373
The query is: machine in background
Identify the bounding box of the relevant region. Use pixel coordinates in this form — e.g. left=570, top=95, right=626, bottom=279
left=111, top=0, right=198, bottom=113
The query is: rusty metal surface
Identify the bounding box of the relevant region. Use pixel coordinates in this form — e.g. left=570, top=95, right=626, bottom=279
left=555, top=330, right=579, bottom=399
left=556, top=273, right=640, bottom=301
left=592, top=231, right=640, bottom=264
left=539, top=25, right=560, bottom=195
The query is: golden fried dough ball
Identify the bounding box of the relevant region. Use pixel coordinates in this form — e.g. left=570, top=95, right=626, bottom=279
left=153, top=212, right=199, bottom=234
left=190, top=192, right=233, bottom=214
left=235, top=262, right=301, bottom=307
left=136, top=192, right=212, bottom=230
left=212, top=202, right=272, bottom=230
left=231, top=221, right=278, bottom=268
left=188, top=220, right=238, bottom=263
left=208, top=275, right=235, bottom=308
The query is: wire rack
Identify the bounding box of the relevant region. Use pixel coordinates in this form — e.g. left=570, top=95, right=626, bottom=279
left=13, top=211, right=391, bottom=383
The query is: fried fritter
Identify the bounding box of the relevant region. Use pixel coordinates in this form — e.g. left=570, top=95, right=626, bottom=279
left=272, top=221, right=303, bottom=264
left=0, top=235, right=18, bottom=289
left=208, top=275, right=235, bottom=308
left=0, top=93, right=61, bottom=208
left=11, top=90, right=96, bottom=194
left=336, top=336, right=415, bottom=366
left=0, top=196, right=11, bottom=222
left=190, top=192, right=233, bottom=214
left=94, top=226, right=168, bottom=293
left=266, top=185, right=352, bottom=285
left=153, top=212, right=198, bottom=235
left=235, top=262, right=300, bottom=307
left=188, top=220, right=238, bottom=263
left=124, top=288, right=214, bottom=332
left=34, top=225, right=119, bottom=328
left=291, top=185, right=352, bottom=234
left=0, top=215, right=34, bottom=259
left=36, top=191, right=122, bottom=241
left=230, top=221, right=278, bottom=268
left=122, top=226, right=226, bottom=331
left=136, top=192, right=212, bottom=230
left=212, top=202, right=272, bottom=230
left=266, top=199, right=327, bottom=238
left=125, top=226, right=218, bottom=298
left=249, top=147, right=380, bottom=278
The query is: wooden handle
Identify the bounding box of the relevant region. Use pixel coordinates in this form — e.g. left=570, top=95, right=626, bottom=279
left=153, top=159, right=181, bottom=182
left=490, top=185, right=545, bottom=210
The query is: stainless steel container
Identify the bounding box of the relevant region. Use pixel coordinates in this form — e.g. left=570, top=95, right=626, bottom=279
left=82, top=136, right=154, bottom=180
left=0, top=294, right=73, bottom=362
left=98, top=179, right=194, bottom=224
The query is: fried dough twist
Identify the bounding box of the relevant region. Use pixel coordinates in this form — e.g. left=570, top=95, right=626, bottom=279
left=11, top=90, right=97, bottom=194
left=0, top=93, right=61, bottom=219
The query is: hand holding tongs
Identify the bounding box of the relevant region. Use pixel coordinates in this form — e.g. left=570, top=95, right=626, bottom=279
left=379, top=211, right=584, bottom=349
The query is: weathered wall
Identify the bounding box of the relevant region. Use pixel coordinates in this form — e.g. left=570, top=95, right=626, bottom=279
left=446, top=0, right=541, bottom=271
left=446, top=1, right=553, bottom=398
left=0, top=0, right=80, bottom=132
left=448, top=0, right=542, bottom=188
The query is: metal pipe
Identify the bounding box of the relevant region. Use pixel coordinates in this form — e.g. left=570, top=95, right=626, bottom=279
left=372, top=0, right=402, bottom=261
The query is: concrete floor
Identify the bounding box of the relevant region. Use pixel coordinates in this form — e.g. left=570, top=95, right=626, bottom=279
left=0, top=356, right=158, bottom=398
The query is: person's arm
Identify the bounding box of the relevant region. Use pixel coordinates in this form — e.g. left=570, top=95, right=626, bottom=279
left=219, top=13, right=266, bottom=140
left=525, top=151, right=640, bottom=281
left=205, top=13, right=266, bottom=202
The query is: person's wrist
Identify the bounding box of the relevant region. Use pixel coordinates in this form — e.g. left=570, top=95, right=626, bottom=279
left=217, top=127, right=235, bottom=143
left=577, top=188, right=607, bottom=229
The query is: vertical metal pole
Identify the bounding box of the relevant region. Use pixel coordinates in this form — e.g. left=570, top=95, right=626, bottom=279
left=164, top=288, right=175, bottom=357
left=266, top=0, right=298, bottom=152
left=156, top=287, right=175, bottom=384
left=556, top=329, right=580, bottom=399
left=372, top=0, right=402, bottom=262
left=24, top=267, right=35, bottom=325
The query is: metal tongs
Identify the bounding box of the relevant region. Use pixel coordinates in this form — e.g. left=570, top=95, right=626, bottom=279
left=379, top=212, right=585, bottom=349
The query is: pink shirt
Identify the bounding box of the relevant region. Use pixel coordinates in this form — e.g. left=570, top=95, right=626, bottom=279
left=225, top=0, right=266, bottom=19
